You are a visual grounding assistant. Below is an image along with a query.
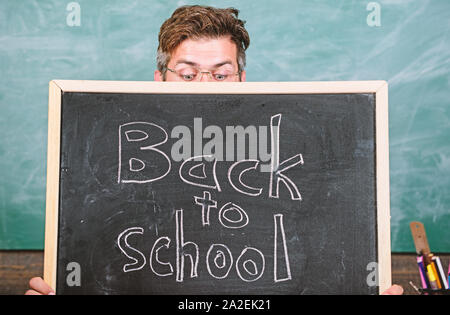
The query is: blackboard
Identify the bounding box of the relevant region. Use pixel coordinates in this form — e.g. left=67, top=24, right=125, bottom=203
left=44, top=80, right=391, bottom=294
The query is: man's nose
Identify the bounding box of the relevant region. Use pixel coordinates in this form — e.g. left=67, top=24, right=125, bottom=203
left=199, top=72, right=214, bottom=82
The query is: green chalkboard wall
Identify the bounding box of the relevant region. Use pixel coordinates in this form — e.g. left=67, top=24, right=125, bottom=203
left=0, top=0, right=449, bottom=251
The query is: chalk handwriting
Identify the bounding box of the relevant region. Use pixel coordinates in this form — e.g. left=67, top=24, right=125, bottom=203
left=194, top=191, right=217, bottom=226
left=228, top=159, right=263, bottom=196
left=218, top=202, right=249, bottom=229
left=116, top=114, right=298, bottom=285
left=179, top=155, right=222, bottom=192
left=117, top=227, right=146, bottom=272
left=117, top=212, right=291, bottom=283
left=118, top=122, right=171, bottom=184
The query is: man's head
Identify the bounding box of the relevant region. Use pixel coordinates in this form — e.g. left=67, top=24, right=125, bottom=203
left=154, top=5, right=250, bottom=82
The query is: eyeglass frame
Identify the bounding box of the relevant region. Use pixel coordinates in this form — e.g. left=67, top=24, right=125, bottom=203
left=164, top=65, right=242, bottom=82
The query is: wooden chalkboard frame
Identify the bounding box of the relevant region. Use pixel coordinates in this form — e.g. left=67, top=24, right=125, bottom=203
left=44, top=80, right=391, bottom=294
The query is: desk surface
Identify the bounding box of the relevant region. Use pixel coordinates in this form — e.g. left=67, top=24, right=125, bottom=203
left=1, top=251, right=448, bottom=295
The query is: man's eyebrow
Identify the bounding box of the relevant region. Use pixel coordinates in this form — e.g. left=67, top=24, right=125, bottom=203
left=174, top=60, right=234, bottom=68
left=174, top=60, right=199, bottom=67
left=213, top=61, right=233, bottom=68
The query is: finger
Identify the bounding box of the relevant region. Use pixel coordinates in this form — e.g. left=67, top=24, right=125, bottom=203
left=25, top=289, right=42, bottom=295
left=29, top=277, right=55, bottom=295
left=382, top=284, right=404, bottom=295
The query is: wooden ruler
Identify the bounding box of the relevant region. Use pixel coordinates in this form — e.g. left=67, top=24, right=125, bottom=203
left=410, top=221, right=430, bottom=255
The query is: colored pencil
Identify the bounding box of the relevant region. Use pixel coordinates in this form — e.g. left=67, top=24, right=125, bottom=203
left=430, top=258, right=442, bottom=289
left=427, top=264, right=439, bottom=290
left=448, top=262, right=450, bottom=289
left=434, top=256, right=448, bottom=289
left=417, top=256, right=428, bottom=289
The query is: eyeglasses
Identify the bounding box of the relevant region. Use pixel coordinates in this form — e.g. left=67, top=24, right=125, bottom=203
left=166, top=66, right=241, bottom=82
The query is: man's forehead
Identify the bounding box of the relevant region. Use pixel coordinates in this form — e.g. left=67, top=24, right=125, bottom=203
left=169, top=36, right=238, bottom=68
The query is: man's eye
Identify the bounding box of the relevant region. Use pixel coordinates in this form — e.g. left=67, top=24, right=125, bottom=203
left=181, top=74, right=196, bottom=81
left=214, top=74, right=228, bottom=81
